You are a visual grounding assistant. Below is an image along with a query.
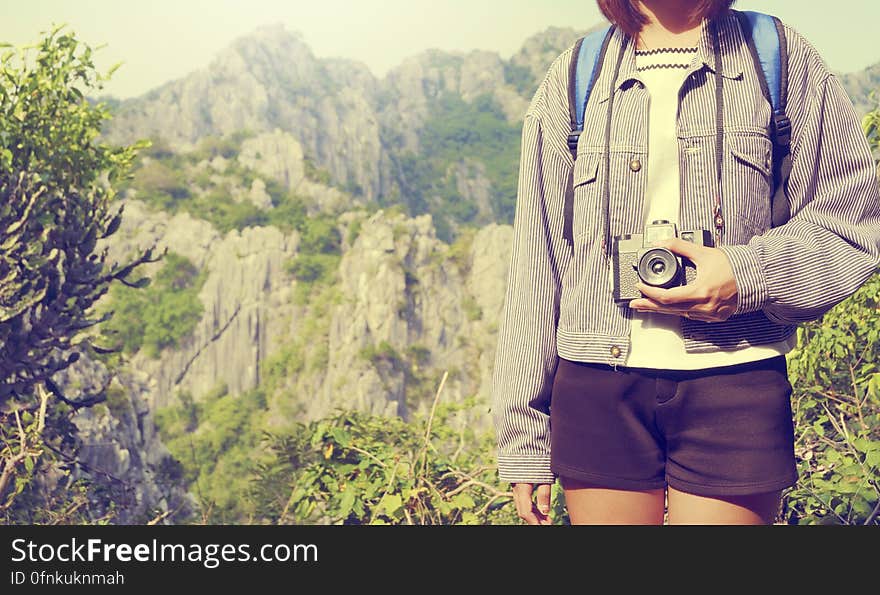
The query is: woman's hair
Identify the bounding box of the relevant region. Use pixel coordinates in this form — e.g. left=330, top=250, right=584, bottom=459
left=597, top=0, right=736, bottom=37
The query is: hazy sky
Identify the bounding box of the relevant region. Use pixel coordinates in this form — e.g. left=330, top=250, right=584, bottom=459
left=1, top=1, right=877, bottom=98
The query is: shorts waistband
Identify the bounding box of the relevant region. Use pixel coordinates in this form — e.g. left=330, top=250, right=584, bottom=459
left=561, top=354, right=787, bottom=381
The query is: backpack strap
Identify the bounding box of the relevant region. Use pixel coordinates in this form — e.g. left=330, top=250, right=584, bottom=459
left=563, top=25, right=615, bottom=248
left=736, top=10, right=792, bottom=228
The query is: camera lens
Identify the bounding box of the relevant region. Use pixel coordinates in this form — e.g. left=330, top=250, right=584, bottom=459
left=638, top=248, right=680, bottom=288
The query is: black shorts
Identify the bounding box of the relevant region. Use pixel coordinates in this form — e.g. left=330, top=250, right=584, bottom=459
left=549, top=355, right=798, bottom=497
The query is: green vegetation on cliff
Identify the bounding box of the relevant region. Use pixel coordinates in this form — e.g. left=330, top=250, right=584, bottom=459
left=395, top=93, right=521, bottom=241
left=98, top=251, right=206, bottom=360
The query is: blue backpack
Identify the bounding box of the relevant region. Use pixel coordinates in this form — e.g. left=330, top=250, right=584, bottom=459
left=562, top=10, right=792, bottom=249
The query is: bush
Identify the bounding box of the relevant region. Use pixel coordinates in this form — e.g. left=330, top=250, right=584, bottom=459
left=285, top=214, right=344, bottom=303
left=0, top=25, right=155, bottom=521
left=188, top=188, right=269, bottom=234
left=192, top=132, right=254, bottom=161
left=782, top=273, right=880, bottom=524
left=287, top=253, right=339, bottom=283
left=99, top=252, right=206, bottom=359
left=133, top=158, right=190, bottom=199
left=153, top=384, right=270, bottom=523
left=249, top=397, right=524, bottom=525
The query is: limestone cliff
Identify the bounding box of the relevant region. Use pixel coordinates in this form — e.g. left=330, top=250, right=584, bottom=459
left=95, top=196, right=512, bottom=427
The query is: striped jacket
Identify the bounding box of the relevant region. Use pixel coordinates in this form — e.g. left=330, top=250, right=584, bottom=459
left=491, top=12, right=880, bottom=485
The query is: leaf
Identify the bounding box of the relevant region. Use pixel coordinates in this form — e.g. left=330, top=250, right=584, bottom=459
left=310, top=422, right=328, bottom=448
left=379, top=493, right=403, bottom=516
left=459, top=511, right=478, bottom=525
left=451, top=493, right=476, bottom=510
left=330, top=427, right=350, bottom=447
left=338, top=485, right=357, bottom=518
left=436, top=499, right=452, bottom=516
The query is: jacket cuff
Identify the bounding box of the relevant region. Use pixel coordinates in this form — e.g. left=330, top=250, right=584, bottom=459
left=718, top=244, right=769, bottom=316
left=497, top=454, right=557, bottom=485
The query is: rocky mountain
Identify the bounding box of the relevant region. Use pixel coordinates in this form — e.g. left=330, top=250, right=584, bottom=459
left=103, top=25, right=583, bottom=208
left=61, top=115, right=525, bottom=521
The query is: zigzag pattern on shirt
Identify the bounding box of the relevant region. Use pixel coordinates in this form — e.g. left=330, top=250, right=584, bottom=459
left=635, top=47, right=698, bottom=56
left=636, top=63, right=692, bottom=72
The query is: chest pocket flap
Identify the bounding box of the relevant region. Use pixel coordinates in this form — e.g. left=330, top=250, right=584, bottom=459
left=729, top=135, right=772, bottom=178
left=570, top=152, right=602, bottom=241
left=573, top=152, right=601, bottom=187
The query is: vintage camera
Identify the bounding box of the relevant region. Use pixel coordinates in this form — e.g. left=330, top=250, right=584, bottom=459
left=611, top=220, right=713, bottom=303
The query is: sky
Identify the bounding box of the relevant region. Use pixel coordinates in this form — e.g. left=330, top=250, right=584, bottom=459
left=1, top=1, right=878, bottom=99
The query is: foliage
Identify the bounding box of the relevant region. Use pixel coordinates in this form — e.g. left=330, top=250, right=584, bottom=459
left=123, top=134, right=317, bottom=235
left=0, top=26, right=157, bottom=402
left=446, top=226, right=476, bottom=276
left=462, top=295, right=483, bottom=322
left=346, top=217, right=363, bottom=246
left=98, top=251, right=206, bottom=360
left=782, top=273, right=880, bottom=524
left=249, top=390, right=522, bottom=525
left=153, top=384, right=270, bottom=523
left=864, top=105, right=880, bottom=151
left=503, top=61, right=537, bottom=96
left=303, top=156, right=332, bottom=186
left=285, top=214, right=343, bottom=303
left=0, top=26, right=156, bottom=515
left=359, top=340, right=402, bottom=367
left=191, top=131, right=254, bottom=162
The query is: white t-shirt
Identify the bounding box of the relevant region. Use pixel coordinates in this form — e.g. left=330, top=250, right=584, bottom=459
left=623, top=47, right=796, bottom=369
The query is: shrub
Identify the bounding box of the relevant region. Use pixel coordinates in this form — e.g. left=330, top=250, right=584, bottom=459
left=782, top=274, right=880, bottom=524
left=249, top=396, right=524, bottom=525
left=99, top=252, right=206, bottom=359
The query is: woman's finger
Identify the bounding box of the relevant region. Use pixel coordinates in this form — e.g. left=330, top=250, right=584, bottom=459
left=512, top=483, right=541, bottom=525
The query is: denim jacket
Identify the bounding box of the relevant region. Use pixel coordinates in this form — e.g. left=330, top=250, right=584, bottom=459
left=491, top=12, right=880, bottom=484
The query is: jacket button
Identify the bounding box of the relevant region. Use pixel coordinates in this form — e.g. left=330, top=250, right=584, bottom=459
left=629, top=159, right=642, bottom=172
left=610, top=345, right=622, bottom=358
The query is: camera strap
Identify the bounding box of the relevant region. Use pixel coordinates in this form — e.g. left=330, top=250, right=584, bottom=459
left=600, top=36, right=629, bottom=259
left=712, top=21, right=725, bottom=247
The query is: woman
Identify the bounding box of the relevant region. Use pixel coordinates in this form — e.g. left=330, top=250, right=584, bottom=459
left=491, top=0, right=880, bottom=525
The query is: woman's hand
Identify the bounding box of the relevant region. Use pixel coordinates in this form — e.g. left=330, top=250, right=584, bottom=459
left=628, top=237, right=739, bottom=323
left=512, top=483, right=553, bottom=525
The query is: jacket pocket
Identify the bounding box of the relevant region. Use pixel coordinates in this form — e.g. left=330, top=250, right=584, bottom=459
left=571, top=152, right=602, bottom=242
left=723, top=134, right=774, bottom=242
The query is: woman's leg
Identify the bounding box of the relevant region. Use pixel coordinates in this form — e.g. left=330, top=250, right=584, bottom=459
left=551, top=361, right=667, bottom=525
left=561, top=476, right=666, bottom=525
left=659, top=357, right=796, bottom=525
left=666, top=487, right=782, bottom=525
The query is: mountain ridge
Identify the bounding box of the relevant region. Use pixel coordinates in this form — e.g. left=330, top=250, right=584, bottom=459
left=104, top=23, right=878, bottom=208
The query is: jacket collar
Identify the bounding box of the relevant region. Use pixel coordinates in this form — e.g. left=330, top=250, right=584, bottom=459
left=593, top=11, right=747, bottom=103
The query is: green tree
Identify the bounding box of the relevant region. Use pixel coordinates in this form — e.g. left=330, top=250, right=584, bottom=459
left=0, top=26, right=157, bottom=518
